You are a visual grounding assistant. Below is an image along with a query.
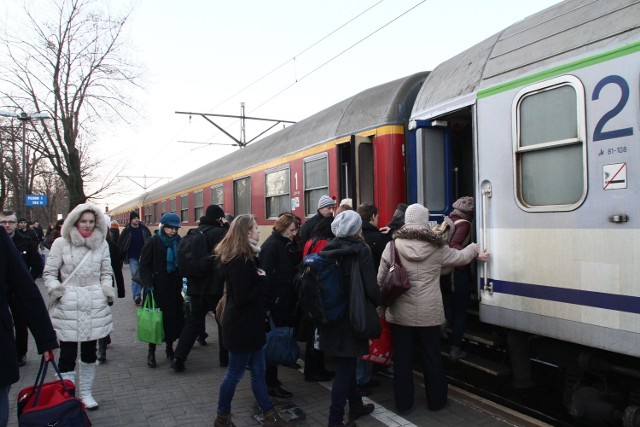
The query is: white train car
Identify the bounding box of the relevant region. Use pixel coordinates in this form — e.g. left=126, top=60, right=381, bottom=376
left=409, top=1, right=640, bottom=424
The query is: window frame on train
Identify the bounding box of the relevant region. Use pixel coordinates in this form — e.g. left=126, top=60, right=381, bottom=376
left=194, top=189, right=204, bottom=222
left=265, top=166, right=291, bottom=219
left=153, top=202, right=159, bottom=224
left=180, top=194, right=189, bottom=222
left=170, top=197, right=176, bottom=213
left=303, top=153, right=329, bottom=217
left=210, top=184, right=224, bottom=212
left=144, top=204, right=152, bottom=225
left=512, top=75, right=587, bottom=212
left=233, top=176, right=252, bottom=216
left=161, top=199, right=166, bottom=217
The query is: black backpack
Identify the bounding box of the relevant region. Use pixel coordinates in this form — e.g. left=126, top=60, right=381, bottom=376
left=178, top=227, right=213, bottom=279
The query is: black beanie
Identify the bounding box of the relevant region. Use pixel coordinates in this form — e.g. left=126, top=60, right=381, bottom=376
left=130, top=211, right=140, bottom=221
left=206, top=204, right=224, bottom=220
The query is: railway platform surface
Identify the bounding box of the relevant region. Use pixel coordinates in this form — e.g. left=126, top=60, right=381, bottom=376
left=8, top=267, right=549, bottom=427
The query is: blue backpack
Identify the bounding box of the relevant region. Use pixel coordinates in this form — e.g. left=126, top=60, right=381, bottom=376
left=296, top=253, right=346, bottom=325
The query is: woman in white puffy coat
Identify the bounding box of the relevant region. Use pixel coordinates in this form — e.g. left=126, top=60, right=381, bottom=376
left=43, top=203, right=114, bottom=410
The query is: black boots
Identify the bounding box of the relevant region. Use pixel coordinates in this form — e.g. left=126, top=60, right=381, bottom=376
left=147, top=344, right=156, bottom=368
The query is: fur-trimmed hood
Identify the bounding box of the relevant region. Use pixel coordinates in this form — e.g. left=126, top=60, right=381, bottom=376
left=61, top=203, right=107, bottom=250
left=394, top=224, right=445, bottom=246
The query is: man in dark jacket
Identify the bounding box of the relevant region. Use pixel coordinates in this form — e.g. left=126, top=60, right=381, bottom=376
left=118, top=211, right=151, bottom=304
left=357, top=203, right=390, bottom=271
left=171, top=205, right=228, bottom=371
left=299, top=195, right=335, bottom=245
left=1, top=210, right=44, bottom=367
left=0, top=226, right=58, bottom=426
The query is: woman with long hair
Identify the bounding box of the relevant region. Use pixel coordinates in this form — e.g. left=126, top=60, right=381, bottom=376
left=43, top=203, right=114, bottom=410
left=213, top=214, right=285, bottom=427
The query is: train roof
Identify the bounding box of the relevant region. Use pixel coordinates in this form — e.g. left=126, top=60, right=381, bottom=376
left=411, top=0, right=640, bottom=120
left=111, top=72, right=427, bottom=214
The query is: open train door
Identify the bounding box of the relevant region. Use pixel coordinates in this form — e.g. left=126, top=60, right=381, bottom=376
left=337, top=135, right=373, bottom=208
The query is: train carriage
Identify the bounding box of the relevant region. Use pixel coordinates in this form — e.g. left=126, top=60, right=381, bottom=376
left=408, top=0, right=640, bottom=423
left=111, top=72, right=427, bottom=233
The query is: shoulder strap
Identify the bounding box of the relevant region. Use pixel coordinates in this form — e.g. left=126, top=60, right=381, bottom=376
left=61, top=250, right=92, bottom=287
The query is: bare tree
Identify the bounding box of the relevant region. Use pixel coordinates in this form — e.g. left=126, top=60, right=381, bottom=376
left=0, top=0, right=141, bottom=209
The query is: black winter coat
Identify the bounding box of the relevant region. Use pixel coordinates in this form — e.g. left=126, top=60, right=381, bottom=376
left=107, top=238, right=126, bottom=298
left=318, top=237, right=380, bottom=358
left=220, top=256, right=268, bottom=353
left=118, top=223, right=151, bottom=261
left=361, top=221, right=390, bottom=271
left=12, top=231, right=43, bottom=279
left=139, top=234, right=184, bottom=342
left=299, top=211, right=323, bottom=246
left=186, top=221, right=227, bottom=297
left=1, top=228, right=58, bottom=387
left=259, top=231, right=297, bottom=327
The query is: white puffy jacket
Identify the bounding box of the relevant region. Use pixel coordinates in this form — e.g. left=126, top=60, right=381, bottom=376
left=43, top=203, right=114, bottom=342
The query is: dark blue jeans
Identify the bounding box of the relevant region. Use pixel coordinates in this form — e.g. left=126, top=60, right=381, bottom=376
left=442, top=268, right=471, bottom=347
left=217, top=348, right=273, bottom=415
left=390, top=323, right=447, bottom=412
left=329, top=356, right=363, bottom=425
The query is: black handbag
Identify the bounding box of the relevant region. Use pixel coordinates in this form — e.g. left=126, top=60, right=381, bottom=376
left=380, top=241, right=411, bottom=307
left=17, top=358, right=91, bottom=426
left=349, top=257, right=381, bottom=340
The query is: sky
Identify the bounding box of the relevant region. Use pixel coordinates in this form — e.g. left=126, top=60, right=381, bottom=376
left=1, top=0, right=563, bottom=212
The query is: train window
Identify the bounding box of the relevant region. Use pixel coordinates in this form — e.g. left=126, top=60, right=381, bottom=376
left=194, top=190, right=204, bottom=222
left=144, top=204, right=152, bottom=224
left=161, top=200, right=166, bottom=216
left=210, top=185, right=224, bottom=212
left=304, top=155, right=329, bottom=217
left=170, top=197, right=176, bottom=213
left=513, top=76, right=586, bottom=211
left=265, top=167, right=290, bottom=219
left=153, top=202, right=159, bottom=224
left=234, top=177, right=251, bottom=216
left=180, top=194, right=188, bottom=222
left=416, top=127, right=446, bottom=212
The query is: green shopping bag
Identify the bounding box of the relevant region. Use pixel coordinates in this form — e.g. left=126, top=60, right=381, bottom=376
left=137, top=291, right=165, bottom=344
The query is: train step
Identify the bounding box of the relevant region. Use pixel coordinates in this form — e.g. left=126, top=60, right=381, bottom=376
left=442, top=345, right=512, bottom=377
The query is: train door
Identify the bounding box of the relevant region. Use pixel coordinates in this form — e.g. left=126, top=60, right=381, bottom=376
left=337, top=135, right=374, bottom=208
left=410, top=109, right=475, bottom=218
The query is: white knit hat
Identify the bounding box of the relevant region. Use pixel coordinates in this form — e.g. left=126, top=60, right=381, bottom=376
left=331, top=210, right=362, bottom=238
left=404, top=203, right=430, bottom=227
left=318, top=195, right=336, bottom=210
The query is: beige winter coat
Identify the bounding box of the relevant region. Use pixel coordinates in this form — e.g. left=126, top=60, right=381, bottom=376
left=377, top=225, right=478, bottom=327
left=43, top=203, right=114, bottom=342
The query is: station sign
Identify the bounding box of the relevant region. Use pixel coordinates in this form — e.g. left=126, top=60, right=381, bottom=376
left=26, top=194, right=48, bottom=206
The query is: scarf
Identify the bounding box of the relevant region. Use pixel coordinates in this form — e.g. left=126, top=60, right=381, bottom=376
left=451, top=208, right=473, bottom=221
left=77, top=227, right=93, bottom=238
left=249, top=237, right=261, bottom=255
left=158, top=231, right=179, bottom=273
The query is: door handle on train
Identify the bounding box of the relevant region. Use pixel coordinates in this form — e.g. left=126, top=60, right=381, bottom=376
left=481, top=181, right=493, bottom=295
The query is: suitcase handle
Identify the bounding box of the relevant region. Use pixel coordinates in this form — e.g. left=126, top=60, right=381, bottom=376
left=29, top=358, right=73, bottom=408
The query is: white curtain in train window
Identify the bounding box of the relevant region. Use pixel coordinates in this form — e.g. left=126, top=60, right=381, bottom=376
left=194, top=190, right=204, bottom=221
left=180, top=194, right=189, bottom=222
left=516, top=80, right=586, bottom=208
left=210, top=185, right=224, bottom=212
left=233, top=177, right=251, bottom=216
left=265, top=168, right=290, bottom=218
left=304, top=155, right=329, bottom=217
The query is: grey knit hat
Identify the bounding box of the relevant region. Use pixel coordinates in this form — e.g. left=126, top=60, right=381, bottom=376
left=331, top=210, right=362, bottom=238
left=318, top=195, right=336, bottom=210
left=404, top=203, right=430, bottom=227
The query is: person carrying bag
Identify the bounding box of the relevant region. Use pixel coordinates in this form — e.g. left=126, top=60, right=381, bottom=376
left=137, top=291, right=165, bottom=345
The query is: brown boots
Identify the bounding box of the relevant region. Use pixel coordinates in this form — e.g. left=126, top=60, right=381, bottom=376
left=214, top=413, right=235, bottom=427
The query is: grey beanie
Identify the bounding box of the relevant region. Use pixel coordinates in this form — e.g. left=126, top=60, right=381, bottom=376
left=331, top=210, right=362, bottom=238
left=404, top=203, right=430, bottom=227
left=318, top=195, right=336, bottom=210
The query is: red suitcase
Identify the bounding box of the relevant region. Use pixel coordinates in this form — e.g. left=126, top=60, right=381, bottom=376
left=16, top=359, right=91, bottom=426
